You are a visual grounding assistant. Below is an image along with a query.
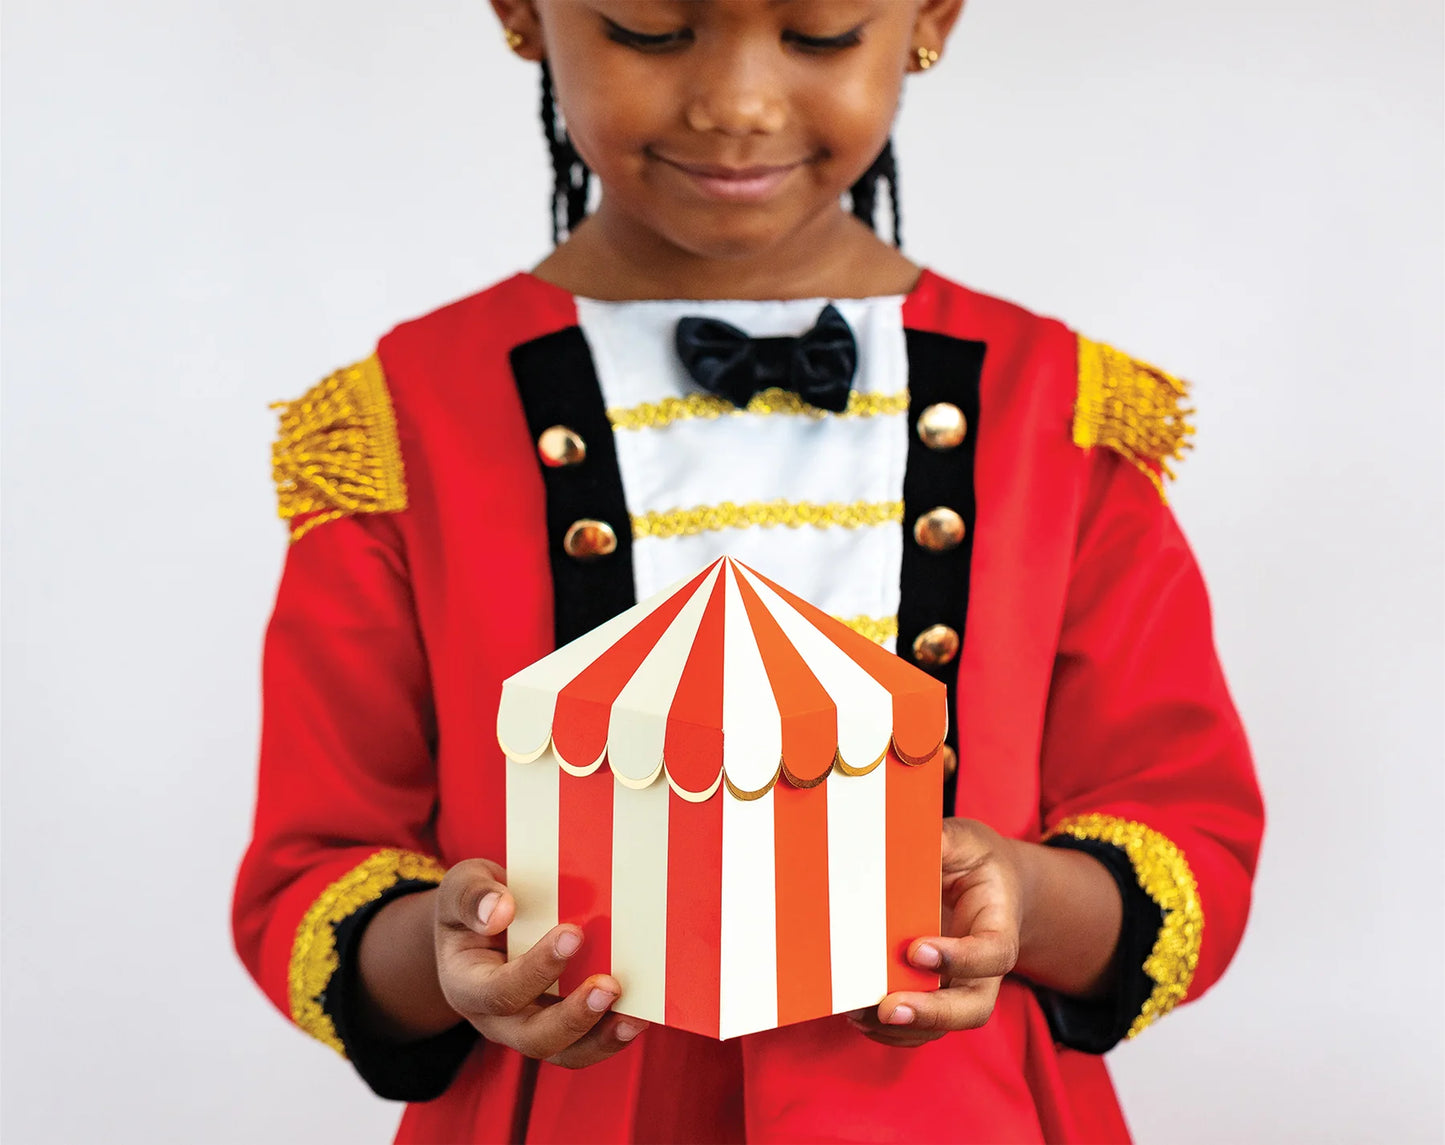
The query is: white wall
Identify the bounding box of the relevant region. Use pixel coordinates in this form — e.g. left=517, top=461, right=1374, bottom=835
left=3, top=1, right=1440, bottom=1141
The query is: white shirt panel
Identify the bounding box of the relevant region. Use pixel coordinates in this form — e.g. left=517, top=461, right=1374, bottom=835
left=575, top=295, right=909, bottom=640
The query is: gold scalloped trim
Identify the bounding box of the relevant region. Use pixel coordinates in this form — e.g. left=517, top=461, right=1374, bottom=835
left=834, top=614, right=898, bottom=644
left=608, top=388, right=909, bottom=430
left=1046, top=813, right=1203, bottom=1039
left=288, top=849, right=446, bottom=1056
left=633, top=499, right=903, bottom=540
left=1073, top=336, right=1195, bottom=502
left=272, top=354, right=408, bottom=542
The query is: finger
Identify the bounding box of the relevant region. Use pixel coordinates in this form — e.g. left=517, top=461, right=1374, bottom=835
left=846, top=1010, right=945, bottom=1049
left=908, top=931, right=1018, bottom=982
left=547, top=1012, right=651, bottom=1069
left=939, top=817, right=986, bottom=875
left=455, top=924, right=589, bottom=1018
left=876, top=978, right=1003, bottom=1033
left=436, top=858, right=515, bottom=938
left=508, top=974, right=626, bottom=1061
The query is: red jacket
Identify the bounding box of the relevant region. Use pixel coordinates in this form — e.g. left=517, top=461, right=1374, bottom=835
left=234, top=270, right=1264, bottom=1143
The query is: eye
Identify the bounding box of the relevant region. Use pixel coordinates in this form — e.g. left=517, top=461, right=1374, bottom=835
left=783, top=23, right=866, bottom=53
left=603, top=17, right=694, bottom=52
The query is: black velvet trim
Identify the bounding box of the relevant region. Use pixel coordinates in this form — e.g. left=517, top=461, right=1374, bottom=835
left=510, top=328, right=638, bottom=646
left=323, top=881, right=477, bottom=1102
left=1034, top=836, right=1166, bottom=1054
left=898, top=330, right=985, bottom=814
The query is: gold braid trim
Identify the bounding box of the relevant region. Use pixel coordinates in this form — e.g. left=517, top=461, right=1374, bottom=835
left=1073, top=336, right=1195, bottom=502
left=1046, top=813, right=1203, bottom=1039
left=608, top=388, right=909, bottom=430
left=834, top=614, right=898, bottom=644
left=272, top=354, right=408, bottom=541
left=288, top=849, right=446, bottom=1056
left=633, top=498, right=903, bottom=540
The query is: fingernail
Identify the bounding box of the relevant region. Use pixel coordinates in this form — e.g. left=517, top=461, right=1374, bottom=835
left=477, top=892, right=501, bottom=927
left=912, top=943, right=942, bottom=969
left=586, top=988, right=618, bottom=1013
left=887, top=1005, right=915, bottom=1026
left=554, top=930, right=582, bottom=958
left=616, top=1021, right=642, bottom=1042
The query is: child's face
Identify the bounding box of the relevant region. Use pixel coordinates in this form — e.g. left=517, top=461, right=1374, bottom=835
left=522, top=0, right=956, bottom=262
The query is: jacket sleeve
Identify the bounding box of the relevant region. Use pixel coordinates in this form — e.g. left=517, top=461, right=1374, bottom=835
left=232, top=359, right=476, bottom=1100
left=1033, top=446, right=1265, bottom=1051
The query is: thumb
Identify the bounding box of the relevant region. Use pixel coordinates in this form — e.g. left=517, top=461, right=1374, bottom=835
left=437, top=858, right=515, bottom=938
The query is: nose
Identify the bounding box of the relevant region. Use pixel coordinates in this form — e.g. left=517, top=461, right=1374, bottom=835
left=684, top=46, right=787, bottom=137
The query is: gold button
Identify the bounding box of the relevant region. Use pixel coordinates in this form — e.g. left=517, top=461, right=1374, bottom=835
left=939, top=744, right=958, bottom=779
left=538, top=425, right=587, bottom=468
left=912, top=624, right=960, bottom=667
left=563, top=519, right=617, bottom=560
left=913, top=507, right=966, bottom=552
left=917, top=403, right=967, bottom=451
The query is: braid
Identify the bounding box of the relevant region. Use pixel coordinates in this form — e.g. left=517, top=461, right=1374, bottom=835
left=849, top=139, right=902, bottom=249
left=540, top=62, right=592, bottom=244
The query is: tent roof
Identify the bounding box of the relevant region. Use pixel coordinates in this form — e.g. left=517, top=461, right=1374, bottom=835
left=497, top=558, right=947, bottom=800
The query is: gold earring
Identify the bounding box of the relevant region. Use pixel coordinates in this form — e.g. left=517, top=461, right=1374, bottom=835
left=916, top=46, right=939, bottom=71
left=504, top=27, right=524, bottom=52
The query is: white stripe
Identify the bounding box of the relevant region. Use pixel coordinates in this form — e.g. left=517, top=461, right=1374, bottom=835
left=736, top=563, right=893, bottom=774
left=825, top=765, right=889, bottom=1014
left=505, top=750, right=561, bottom=993
left=719, top=788, right=779, bottom=1039
left=721, top=561, right=783, bottom=796
left=496, top=568, right=708, bottom=761
left=607, top=563, right=722, bottom=788
left=609, top=774, right=670, bottom=1024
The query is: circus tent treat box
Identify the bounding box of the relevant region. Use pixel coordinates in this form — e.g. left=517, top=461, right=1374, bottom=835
left=496, top=557, right=948, bottom=1040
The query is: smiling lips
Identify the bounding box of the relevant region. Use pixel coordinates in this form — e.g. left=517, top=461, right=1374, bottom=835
left=655, top=153, right=809, bottom=203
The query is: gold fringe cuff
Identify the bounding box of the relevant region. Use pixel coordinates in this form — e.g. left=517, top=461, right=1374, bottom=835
left=272, top=354, right=408, bottom=542
left=633, top=498, right=903, bottom=540
left=288, top=849, right=446, bottom=1055
left=608, top=388, right=909, bottom=431
left=1073, top=336, right=1195, bottom=502
left=1046, top=813, right=1203, bottom=1039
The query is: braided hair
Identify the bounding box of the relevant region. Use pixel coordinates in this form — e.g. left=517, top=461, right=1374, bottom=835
left=541, top=62, right=592, bottom=245
left=539, top=63, right=902, bottom=248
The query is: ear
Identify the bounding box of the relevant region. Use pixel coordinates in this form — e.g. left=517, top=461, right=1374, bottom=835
left=488, top=0, right=546, bottom=62
left=908, top=0, right=967, bottom=72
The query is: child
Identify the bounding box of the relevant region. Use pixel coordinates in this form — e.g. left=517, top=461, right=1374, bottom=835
left=234, top=1, right=1264, bottom=1141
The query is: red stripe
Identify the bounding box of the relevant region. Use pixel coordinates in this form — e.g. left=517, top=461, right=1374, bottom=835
left=740, top=563, right=947, bottom=765
left=556, top=766, right=614, bottom=995
left=664, top=790, right=723, bottom=1037
left=663, top=574, right=726, bottom=797
left=732, top=568, right=836, bottom=786
left=773, top=780, right=832, bottom=1025
left=885, top=747, right=942, bottom=993
left=552, top=562, right=719, bottom=768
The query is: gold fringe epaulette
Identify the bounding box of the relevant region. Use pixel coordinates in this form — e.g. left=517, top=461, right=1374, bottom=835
left=1046, top=813, right=1204, bottom=1039
left=271, top=354, right=407, bottom=542
left=288, top=849, right=447, bottom=1055
left=1073, top=336, right=1195, bottom=501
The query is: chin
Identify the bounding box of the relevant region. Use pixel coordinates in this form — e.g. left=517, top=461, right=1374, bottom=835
left=662, top=210, right=816, bottom=263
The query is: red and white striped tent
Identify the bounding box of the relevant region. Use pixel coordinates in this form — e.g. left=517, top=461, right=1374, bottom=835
left=497, top=557, right=947, bottom=1040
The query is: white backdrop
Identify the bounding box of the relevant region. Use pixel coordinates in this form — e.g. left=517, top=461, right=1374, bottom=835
left=3, top=1, right=1441, bottom=1142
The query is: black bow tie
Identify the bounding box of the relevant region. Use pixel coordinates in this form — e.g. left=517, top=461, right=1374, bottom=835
left=675, top=304, right=858, bottom=414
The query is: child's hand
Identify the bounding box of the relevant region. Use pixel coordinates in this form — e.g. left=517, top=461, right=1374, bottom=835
left=434, top=859, right=648, bottom=1068
left=849, top=818, right=1022, bottom=1048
